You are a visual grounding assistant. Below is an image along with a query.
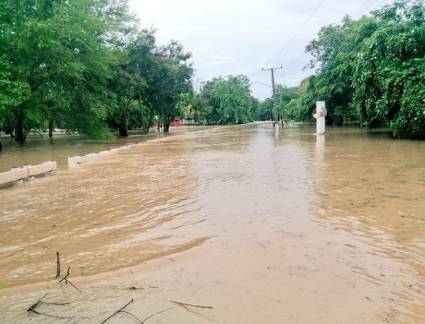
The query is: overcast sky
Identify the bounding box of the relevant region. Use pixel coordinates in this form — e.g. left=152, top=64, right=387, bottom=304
left=129, top=0, right=393, bottom=99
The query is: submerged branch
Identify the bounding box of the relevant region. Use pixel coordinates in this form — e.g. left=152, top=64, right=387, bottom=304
left=100, top=299, right=135, bottom=324
left=58, top=266, right=82, bottom=292
left=27, top=293, right=71, bottom=319
left=170, top=300, right=214, bottom=310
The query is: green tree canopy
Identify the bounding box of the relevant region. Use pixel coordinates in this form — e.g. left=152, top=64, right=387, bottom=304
left=201, top=75, right=253, bottom=125
left=275, top=0, right=425, bottom=138
left=353, top=1, right=425, bottom=138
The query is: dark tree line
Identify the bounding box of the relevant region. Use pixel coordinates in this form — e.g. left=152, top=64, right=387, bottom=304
left=0, top=0, right=193, bottom=144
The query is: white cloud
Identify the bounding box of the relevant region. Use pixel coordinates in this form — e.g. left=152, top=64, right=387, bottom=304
left=129, top=0, right=395, bottom=99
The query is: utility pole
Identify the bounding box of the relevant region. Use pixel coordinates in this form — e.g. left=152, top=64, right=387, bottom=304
left=262, top=66, right=283, bottom=129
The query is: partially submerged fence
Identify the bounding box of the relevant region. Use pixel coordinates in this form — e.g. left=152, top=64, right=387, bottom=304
left=0, top=143, right=138, bottom=189
left=67, top=144, right=135, bottom=168
left=0, top=161, right=57, bottom=187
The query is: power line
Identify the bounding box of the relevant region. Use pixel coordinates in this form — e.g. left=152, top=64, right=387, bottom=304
left=227, top=0, right=390, bottom=85
left=262, top=66, right=283, bottom=123
left=252, top=81, right=272, bottom=88
left=220, top=0, right=389, bottom=88
left=354, top=0, right=376, bottom=16
left=363, top=0, right=385, bottom=13
left=250, top=0, right=383, bottom=83
left=356, top=0, right=387, bottom=16
left=265, top=0, right=327, bottom=64
left=245, top=69, right=266, bottom=77
left=234, top=0, right=327, bottom=77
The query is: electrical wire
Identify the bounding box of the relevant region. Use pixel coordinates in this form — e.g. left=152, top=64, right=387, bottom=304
left=354, top=0, right=376, bottom=16
left=363, top=0, right=382, bottom=13
left=251, top=81, right=272, bottom=88
left=264, top=0, right=327, bottom=64
left=219, top=0, right=389, bottom=88
left=233, top=0, right=327, bottom=77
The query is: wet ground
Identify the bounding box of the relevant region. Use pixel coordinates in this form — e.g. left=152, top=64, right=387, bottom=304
left=0, top=124, right=424, bottom=323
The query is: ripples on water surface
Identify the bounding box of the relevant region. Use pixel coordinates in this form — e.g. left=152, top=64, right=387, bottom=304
left=0, top=124, right=424, bottom=323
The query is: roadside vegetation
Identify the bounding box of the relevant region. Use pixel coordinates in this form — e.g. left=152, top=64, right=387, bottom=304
left=260, top=0, right=424, bottom=139
left=0, top=0, right=424, bottom=147
left=0, top=0, right=193, bottom=143
left=180, top=76, right=259, bottom=126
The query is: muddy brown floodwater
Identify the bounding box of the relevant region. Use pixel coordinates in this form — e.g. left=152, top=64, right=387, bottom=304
left=0, top=127, right=206, bottom=172
left=0, top=124, right=425, bottom=323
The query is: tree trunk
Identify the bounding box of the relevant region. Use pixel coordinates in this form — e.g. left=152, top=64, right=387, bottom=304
left=48, top=119, right=54, bottom=138
left=142, top=124, right=150, bottom=134
left=163, top=118, right=171, bottom=133
left=5, top=127, right=14, bottom=138
left=119, top=111, right=129, bottom=137
left=15, top=109, right=25, bottom=143
left=138, top=97, right=149, bottom=134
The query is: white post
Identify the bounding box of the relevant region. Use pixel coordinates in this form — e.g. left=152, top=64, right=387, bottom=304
left=315, top=132, right=325, bottom=160
left=274, top=122, right=280, bottom=133
left=314, top=101, right=327, bottom=135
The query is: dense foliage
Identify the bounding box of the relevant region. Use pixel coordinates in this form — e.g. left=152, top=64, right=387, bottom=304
left=181, top=76, right=258, bottom=125
left=206, top=76, right=253, bottom=124
left=2, top=0, right=423, bottom=144
left=0, top=0, right=193, bottom=143
left=353, top=1, right=425, bottom=138
left=270, top=0, right=425, bottom=138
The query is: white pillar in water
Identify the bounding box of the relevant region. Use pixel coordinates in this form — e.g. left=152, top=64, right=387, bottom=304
left=314, top=101, right=327, bottom=135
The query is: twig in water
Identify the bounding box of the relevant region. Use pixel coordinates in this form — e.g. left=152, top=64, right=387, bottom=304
left=56, top=252, right=61, bottom=279
left=100, top=299, right=135, bottom=324
left=170, top=300, right=214, bottom=310
left=100, top=300, right=171, bottom=324
left=58, top=266, right=82, bottom=292
left=27, top=293, right=48, bottom=315
left=111, top=285, right=144, bottom=291
left=65, top=279, right=82, bottom=292
left=141, top=307, right=173, bottom=323
left=27, top=293, right=71, bottom=319
left=58, top=266, right=70, bottom=283
left=126, top=286, right=144, bottom=291
left=121, top=310, right=143, bottom=322
left=42, top=301, right=70, bottom=306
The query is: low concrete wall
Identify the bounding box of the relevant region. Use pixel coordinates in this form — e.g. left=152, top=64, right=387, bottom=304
left=27, top=161, right=57, bottom=177
left=0, top=167, right=28, bottom=185
left=68, top=144, right=136, bottom=169
left=0, top=161, right=57, bottom=187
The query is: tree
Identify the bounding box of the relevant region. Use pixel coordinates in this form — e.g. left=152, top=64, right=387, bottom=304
left=154, top=41, right=194, bottom=132
left=207, top=75, right=253, bottom=124
left=353, top=0, right=425, bottom=138
left=0, top=0, right=136, bottom=142
left=276, top=85, right=299, bottom=121
left=285, top=0, right=424, bottom=138
left=257, top=98, right=274, bottom=121
left=199, top=78, right=222, bottom=124
left=306, top=15, right=379, bottom=125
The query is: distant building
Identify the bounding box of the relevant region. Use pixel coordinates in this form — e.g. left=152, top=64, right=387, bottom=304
left=171, top=118, right=183, bottom=127
left=182, top=117, right=196, bottom=125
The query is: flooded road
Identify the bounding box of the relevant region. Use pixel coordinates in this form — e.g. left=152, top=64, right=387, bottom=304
left=1, top=124, right=425, bottom=323
left=0, top=134, right=152, bottom=172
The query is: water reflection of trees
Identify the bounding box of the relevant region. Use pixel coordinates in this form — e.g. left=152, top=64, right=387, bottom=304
left=310, top=129, right=425, bottom=273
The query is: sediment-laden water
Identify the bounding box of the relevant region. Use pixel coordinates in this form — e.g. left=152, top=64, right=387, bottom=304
left=0, top=124, right=424, bottom=323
